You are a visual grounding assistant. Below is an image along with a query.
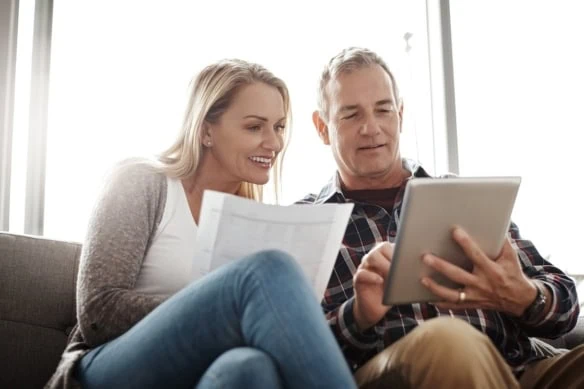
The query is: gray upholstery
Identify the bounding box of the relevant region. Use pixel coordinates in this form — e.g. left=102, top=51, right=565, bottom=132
left=541, top=318, right=584, bottom=350
left=1, top=233, right=80, bottom=389
left=0, top=231, right=582, bottom=388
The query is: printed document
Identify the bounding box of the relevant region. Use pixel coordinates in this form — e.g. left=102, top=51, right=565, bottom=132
left=192, top=190, right=354, bottom=299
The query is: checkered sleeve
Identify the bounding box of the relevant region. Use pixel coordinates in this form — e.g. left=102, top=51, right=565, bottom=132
left=508, top=222, right=580, bottom=337
left=323, top=293, right=381, bottom=370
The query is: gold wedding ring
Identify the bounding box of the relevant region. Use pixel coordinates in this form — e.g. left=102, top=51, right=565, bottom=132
left=457, top=289, right=467, bottom=304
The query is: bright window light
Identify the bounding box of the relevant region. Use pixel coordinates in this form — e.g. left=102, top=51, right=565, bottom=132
left=44, top=0, right=433, bottom=242
left=450, top=0, right=584, bottom=274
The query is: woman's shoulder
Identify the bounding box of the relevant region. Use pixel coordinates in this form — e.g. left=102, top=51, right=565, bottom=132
left=102, top=158, right=166, bottom=191
left=109, top=157, right=164, bottom=180
left=93, top=158, right=168, bottom=217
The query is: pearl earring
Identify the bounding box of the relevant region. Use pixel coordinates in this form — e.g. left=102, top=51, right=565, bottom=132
left=207, top=141, right=211, bottom=146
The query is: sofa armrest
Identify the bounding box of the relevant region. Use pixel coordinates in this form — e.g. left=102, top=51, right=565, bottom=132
left=540, top=315, right=584, bottom=350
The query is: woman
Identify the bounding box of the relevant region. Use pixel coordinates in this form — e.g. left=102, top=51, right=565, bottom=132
left=46, top=59, right=356, bottom=389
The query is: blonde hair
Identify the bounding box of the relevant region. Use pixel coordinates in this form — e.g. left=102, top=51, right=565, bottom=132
left=158, top=59, right=291, bottom=203
left=317, top=47, right=400, bottom=120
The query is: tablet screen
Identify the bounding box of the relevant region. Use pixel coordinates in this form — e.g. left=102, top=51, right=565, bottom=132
left=382, top=176, right=521, bottom=305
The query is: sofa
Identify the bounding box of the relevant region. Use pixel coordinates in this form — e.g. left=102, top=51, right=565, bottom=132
left=1, top=232, right=584, bottom=388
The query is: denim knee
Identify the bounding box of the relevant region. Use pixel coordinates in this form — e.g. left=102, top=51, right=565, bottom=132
left=244, top=249, right=304, bottom=280
left=197, top=347, right=282, bottom=389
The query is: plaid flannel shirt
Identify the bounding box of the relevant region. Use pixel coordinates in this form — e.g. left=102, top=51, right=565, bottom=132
left=297, top=159, right=580, bottom=374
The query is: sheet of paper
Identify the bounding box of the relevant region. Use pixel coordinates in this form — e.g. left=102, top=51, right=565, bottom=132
left=192, top=190, right=354, bottom=299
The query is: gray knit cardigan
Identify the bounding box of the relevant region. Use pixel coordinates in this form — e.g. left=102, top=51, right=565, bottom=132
left=45, top=160, right=169, bottom=389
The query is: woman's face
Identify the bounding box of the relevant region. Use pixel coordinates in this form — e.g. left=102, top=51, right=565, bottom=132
left=205, top=82, right=286, bottom=186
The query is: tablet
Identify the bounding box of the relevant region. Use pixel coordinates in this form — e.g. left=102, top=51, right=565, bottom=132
left=382, top=176, right=521, bottom=306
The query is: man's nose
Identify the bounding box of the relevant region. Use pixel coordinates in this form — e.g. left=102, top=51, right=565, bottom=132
left=359, top=112, right=381, bottom=136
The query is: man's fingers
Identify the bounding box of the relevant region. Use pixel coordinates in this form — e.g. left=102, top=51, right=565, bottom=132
left=420, top=277, right=460, bottom=303
left=435, top=300, right=498, bottom=311
left=500, top=237, right=518, bottom=261
left=422, top=253, right=478, bottom=286
left=378, top=242, right=394, bottom=260
left=354, top=268, right=384, bottom=285
left=361, top=252, right=391, bottom=278
left=452, top=227, right=499, bottom=274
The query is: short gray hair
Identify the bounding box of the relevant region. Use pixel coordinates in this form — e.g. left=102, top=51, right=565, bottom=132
left=317, top=47, right=400, bottom=119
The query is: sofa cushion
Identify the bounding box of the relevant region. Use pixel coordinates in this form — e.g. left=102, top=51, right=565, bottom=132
left=542, top=317, right=584, bottom=350
left=0, top=233, right=80, bottom=329
left=0, top=319, right=68, bottom=388
left=565, top=318, right=584, bottom=348
left=0, top=233, right=81, bottom=388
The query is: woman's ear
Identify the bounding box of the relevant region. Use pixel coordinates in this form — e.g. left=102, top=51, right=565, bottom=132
left=201, top=122, right=213, bottom=147
left=312, top=111, right=331, bottom=145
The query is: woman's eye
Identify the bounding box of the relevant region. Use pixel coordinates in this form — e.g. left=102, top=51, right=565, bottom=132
left=247, top=125, right=261, bottom=132
left=275, top=125, right=286, bottom=132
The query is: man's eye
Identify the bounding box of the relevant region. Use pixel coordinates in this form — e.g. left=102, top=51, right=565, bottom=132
left=342, top=113, right=357, bottom=120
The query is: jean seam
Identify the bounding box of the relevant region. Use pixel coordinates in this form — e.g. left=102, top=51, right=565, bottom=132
left=248, top=259, right=318, bottom=385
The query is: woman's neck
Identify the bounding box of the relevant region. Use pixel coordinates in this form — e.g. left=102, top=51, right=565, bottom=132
left=181, top=156, right=242, bottom=223
left=184, top=155, right=241, bottom=196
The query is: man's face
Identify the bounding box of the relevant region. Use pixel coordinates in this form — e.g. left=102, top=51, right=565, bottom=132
left=318, top=65, right=403, bottom=189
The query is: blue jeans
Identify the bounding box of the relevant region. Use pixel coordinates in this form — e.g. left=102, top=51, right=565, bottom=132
left=75, top=250, right=356, bottom=389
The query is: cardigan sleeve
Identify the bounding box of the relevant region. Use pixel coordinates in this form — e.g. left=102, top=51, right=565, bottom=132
left=76, top=160, right=168, bottom=347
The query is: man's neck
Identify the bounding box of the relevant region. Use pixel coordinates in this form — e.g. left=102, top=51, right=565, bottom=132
left=339, top=166, right=411, bottom=191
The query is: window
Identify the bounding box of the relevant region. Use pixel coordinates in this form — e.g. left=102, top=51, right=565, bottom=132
left=42, top=0, right=434, bottom=241
left=8, top=0, right=35, bottom=234
left=450, top=0, right=584, bottom=274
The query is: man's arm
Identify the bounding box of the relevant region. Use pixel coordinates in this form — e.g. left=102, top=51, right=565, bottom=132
left=323, top=297, right=380, bottom=370
left=323, top=243, right=393, bottom=370
left=421, top=223, right=579, bottom=339
left=509, top=222, right=580, bottom=337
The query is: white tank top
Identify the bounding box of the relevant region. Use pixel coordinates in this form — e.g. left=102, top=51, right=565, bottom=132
left=134, top=176, right=198, bottom=296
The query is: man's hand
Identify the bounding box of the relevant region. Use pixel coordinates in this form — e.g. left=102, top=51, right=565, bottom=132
left=353, top=242, right=393, bottom=331
left=420, top=227, right=538, bottom=316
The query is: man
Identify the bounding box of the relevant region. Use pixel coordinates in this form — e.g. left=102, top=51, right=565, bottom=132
left=299, top=47, right=583, bottom=388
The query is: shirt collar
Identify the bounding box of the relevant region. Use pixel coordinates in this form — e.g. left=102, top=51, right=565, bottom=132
left=312, top=158, right=431, bottom=204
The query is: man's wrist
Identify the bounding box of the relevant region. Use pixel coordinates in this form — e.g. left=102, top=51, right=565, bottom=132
left=340, top=299, right=379, bottom=346
left=353, top=300, right=370, bottom=332
left=519, top=280, right=549, bottom=323
left=519, top=280, right=539, bottom=315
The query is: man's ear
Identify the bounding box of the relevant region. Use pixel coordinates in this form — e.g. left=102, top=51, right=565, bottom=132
left=312, top=110, right=331, bottom=145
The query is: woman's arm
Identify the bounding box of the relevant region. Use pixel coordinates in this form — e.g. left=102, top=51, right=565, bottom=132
left=76, top=160, right=168, bottom=347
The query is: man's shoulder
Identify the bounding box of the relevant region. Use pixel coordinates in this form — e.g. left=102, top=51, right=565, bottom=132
left=294, top=193, right=319, bottom=205
left=294, top=175, right=339, bottom=205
